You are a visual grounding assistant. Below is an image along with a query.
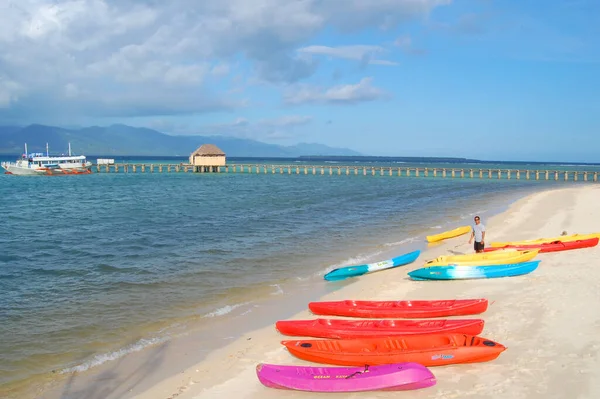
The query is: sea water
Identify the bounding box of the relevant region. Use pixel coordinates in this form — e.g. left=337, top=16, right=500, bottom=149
left=0, top=157, right=580, bottom=397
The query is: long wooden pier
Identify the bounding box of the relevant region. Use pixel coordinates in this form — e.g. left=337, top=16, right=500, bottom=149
left=92, top=163, right=599, bottom=182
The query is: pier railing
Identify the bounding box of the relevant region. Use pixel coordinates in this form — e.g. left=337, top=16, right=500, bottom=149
left=92, top=163, right=599, bottom=182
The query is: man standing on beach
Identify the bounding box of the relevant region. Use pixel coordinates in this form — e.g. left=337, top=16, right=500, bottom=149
left=469, top=216, right=486, bottom=253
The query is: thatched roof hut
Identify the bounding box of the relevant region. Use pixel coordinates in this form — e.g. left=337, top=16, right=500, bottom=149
left=189, top=144, right=226, bottom=168
left=190, top=144, right=225, bottom=157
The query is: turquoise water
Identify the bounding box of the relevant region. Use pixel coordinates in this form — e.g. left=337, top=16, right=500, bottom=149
left=0, top=156, right=584, bottom=397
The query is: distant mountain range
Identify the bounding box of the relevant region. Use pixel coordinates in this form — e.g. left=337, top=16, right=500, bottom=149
left=0, top=124, right=362, bottom=157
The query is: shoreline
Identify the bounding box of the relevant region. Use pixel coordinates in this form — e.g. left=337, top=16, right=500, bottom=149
left=25, top=185, right=539, bottom=399
left=132, top=184, right=600, bottom=399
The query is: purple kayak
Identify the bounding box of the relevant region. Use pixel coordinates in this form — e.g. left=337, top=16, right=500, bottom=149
left=256, top=362, right=436, bottom=392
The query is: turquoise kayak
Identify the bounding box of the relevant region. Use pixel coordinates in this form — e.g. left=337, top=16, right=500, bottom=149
left=408, top=260, right=540, bottom=281
left=324, top=250, right=421, bottom=281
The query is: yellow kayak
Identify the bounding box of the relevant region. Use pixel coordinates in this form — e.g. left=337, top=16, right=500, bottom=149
left=425, top=250, right=539, bottom=266
left=426, top=226, right=472, bottom=243
left=491, top=233, right=600, bottom=247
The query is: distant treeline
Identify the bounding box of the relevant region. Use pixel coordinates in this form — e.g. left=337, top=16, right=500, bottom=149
left=297, top=155, right=600, bottom=166
left=17, top=154, right=596, bottom=167
left=298, top=155, right=476, bottom=163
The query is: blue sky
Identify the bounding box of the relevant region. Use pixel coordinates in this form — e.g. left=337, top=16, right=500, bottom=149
left=0, top=0, right=599, bottom=162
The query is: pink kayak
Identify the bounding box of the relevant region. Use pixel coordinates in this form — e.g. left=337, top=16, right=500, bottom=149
left=256, top=362, right=436, bottom=392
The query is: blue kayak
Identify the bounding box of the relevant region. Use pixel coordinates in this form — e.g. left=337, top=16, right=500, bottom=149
left=324, top=250, right=421, bottom=281
left=408, top=260, right=540, bottom=281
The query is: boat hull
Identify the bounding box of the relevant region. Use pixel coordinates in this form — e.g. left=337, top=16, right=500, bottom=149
left=2, top=163, right=92, bottom=176
left=324, top=250, right=420, bottom=281
left=275, top=318, right=485, bottom=339
left=256, top=362, right=436, bottom=392
left=282, top=334, right=506, bottom=367
left=308, top=298, right=488, bottom=318
left=408, top=260, right=540, bottom=280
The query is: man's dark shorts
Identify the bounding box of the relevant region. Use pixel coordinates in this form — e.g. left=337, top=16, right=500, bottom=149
left=474, top=241, right=485, bottom=252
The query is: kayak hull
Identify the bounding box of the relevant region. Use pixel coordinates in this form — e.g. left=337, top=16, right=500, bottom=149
left=308, top=298, right=488, bottom=318
left=408, top=260, right=540, bottom=281
left=424, top=250, right=539, bottom=266
left=256, top=362, right=436, bottom=392
left=275, top=318, right=485, bottom=339
left=491, top=233, right=600, bottom=247
left=282, top=334, right=506, bottom=367
left=484, top=238, right=598, bottom=253
left=426, top=226, right=471, bottom=243
left=324, top=250, right=421, bottom=281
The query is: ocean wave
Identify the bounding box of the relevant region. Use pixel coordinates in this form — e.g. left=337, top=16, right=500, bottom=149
left=60, top=336, right=168, bottom=374
left=95, top=263, right=152, bottom=274
left=29, top=267, right=88, bottom=277
left=381, top=236, right=420, bottom=247
left=203, top=302, right=249, bottom=318
left=0, top=254, right=20, bottom=262
left=430, top=225, right=442, bottom=229
left=270, top=284, right=284, bottom=295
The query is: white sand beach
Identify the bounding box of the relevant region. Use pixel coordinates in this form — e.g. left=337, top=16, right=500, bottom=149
left=43, top=185, right=600, bottom=399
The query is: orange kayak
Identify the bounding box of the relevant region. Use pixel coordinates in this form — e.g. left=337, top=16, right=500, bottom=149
left=308, top=298, right=488, bottom=318
left=282, top=334, right=506, bottom=367
left=276, top=318, right=485, bottom=339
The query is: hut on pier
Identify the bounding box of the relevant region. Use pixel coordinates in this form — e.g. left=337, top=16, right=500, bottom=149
left=189, top=144, right=226, bottom=173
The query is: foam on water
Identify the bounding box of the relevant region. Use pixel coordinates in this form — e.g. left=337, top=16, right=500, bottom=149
left=316, top=253, right=381, bottom=277
left=270, top=284, right=284, bottom=295
left=203, top=302, right=250, bottom=318
left=381, top=236, right=420, bottom=247
left=60, top=336, right=169, bottom=374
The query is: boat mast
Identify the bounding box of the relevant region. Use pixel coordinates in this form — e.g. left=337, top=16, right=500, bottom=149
left=68, top=142, right=72, bottom=156
left=46, top=143, right=49, bottom=157
left=25, top=143, right=28, bottom=157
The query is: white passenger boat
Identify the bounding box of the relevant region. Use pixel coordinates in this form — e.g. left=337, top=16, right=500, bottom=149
left=1, top=143, right=92, bottom=175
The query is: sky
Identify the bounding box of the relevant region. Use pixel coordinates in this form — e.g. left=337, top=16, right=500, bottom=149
left=0, top=0, right=599, bottom=162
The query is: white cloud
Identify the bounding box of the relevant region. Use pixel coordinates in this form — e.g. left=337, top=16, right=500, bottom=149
left=176, top=115, right=314, bottom=140
left=0, top=76, right=22, bottom=108
left=211, top=63, right=230, bottom=77
left=298, top=45, right=398, bottom=66
left=0, top=0, right=447, bottom=122
left=284, top=78, right=388, bottom=105
left=259, top=115, right=313, bottom=127
left=394, top=35, right=427, bottom=55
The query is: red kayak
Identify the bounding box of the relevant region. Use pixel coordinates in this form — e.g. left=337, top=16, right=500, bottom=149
left=276, top=318, right=485, bottom=339
left=308, top=299, right=488, bottom=319
left=484, top=237, right=599, bottom=253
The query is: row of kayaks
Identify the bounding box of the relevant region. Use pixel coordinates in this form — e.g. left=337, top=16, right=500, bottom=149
left=427, top=225, right=600, bottom=247
left=257, top=230, right=599, bottom=392
left=324, top=230, right=600, bottom=281
left=324, top=249, right=540, bottom=282
left=415, top=231, right=598, bottom=281
left=257, top=298, right=501, bottom=391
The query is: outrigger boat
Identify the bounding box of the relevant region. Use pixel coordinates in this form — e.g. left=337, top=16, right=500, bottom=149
left=1, top=143, right=92, bottom=175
